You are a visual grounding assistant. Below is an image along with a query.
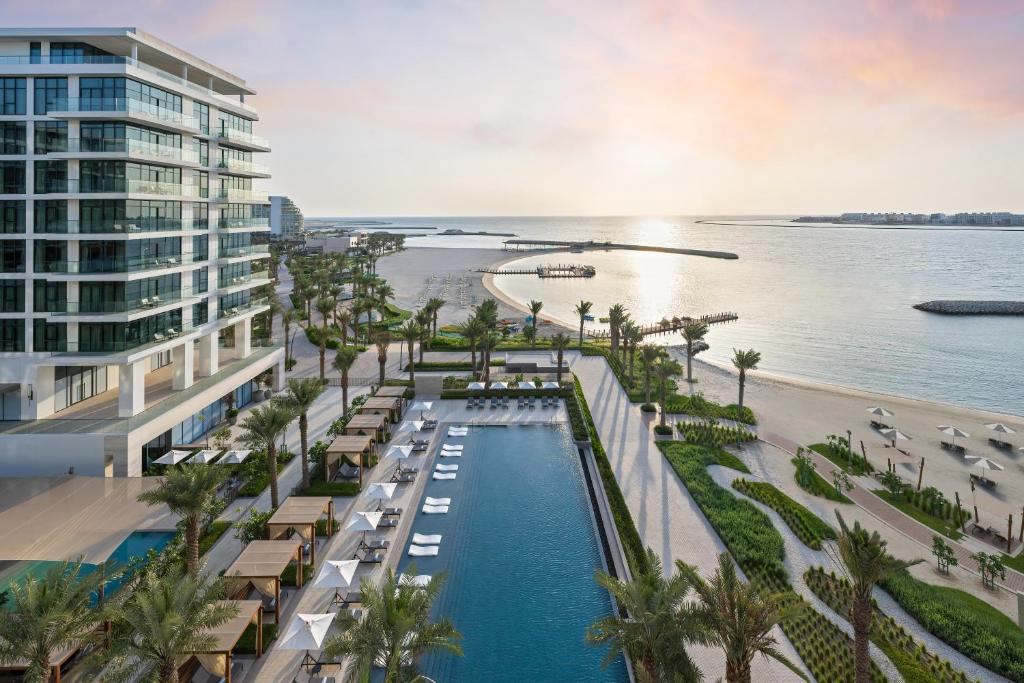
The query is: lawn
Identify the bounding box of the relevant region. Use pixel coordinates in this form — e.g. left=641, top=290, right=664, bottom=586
left=809, top=442, right=873, bottom=476
left=294, top=480, right=361, bottom=497
left=873, top=490, right=965, bottom=540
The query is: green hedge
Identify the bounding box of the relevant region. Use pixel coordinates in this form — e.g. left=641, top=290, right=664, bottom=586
left=677, top=419, right=757, bottom=447
left=198, top=521, right=231, bottom=556
left=238, top=448, right=297, bottom=497
left=881, top=569, right=1024, bottom=681
left=873, top=490, right=967, bottom=541
left=294, top=480, right=361, bottom=497
left=236, top=622, right=278, bottom=654
left=732, top=479, right=835, bottom=550
left=281, top=563, right=315, bottom=587
left=810, top=442, right=873, bottom=476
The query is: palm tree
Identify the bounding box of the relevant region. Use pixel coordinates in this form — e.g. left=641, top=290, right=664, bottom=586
left=375, top=282, right=395, bottom=322
left=731, top=348, right=761, bottom=410
left=458, top=316, right=487, bottom=379
left=284, top=378, right=326, bottom=491
left=680, top=322, right=709, bottom=384
left=654, top=358, right=682, bottom=427
left=476, top=298, right=499, bottom=329
left=551, top=332, right=571, bottom=384
left=333, top=347, right=359, bottom=419
left=336, top=307, right=352, bottom=347
left=0, top=560, right=108, bottom=683
left=480, top=333, right=499, bottom=384
left=676, top=553, right=802, bottom=683
left=138, top=465, right=226, bottom=576
left=374, top=331, right=391, bottom=386
left=399, top=319, right=422, bottom=381
left=829, top=512, right=922, bottom=683
left=574, top=300, right=593, bottom=348
left=414, top=309, right=432, bottom=363
left=240, top=402, right=295, bottom=508
left=639, top=344, right=661, bottom=405
left=586, top=548, right=704, bottom=682
left=315, top=297, right=335, bottom=380
left=528, top=300, right=543, bottom=348
left=281, top=307, right=297, bottom=365
left=607, top=304, right=628, bottom=356
left=626, top=323, right=642, bottom=382
left=426, top=296, right=446, bottom=339
left=109, top=568, right=238, bottom=683
left=323, top=565, right=462, bottom=681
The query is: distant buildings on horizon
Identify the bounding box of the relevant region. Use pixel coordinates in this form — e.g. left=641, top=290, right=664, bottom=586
left=796, top=212, right=1024, bottom=226
left=269, top=195, right=303, bottom=237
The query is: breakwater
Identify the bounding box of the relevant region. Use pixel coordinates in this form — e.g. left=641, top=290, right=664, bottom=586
left=503, top=239, right=738, bottom=260
left=914, top=301, right=1024, bottom=315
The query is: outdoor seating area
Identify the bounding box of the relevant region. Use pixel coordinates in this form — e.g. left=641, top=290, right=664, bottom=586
left=358, top=396, right=403, bottom=422
left=343, top=413, right=389, bottom=442
left=223, top=539, right=304, bottom=624
left=177, top=600, right=264, bottom=683
left=266, top=497, right=335, bottom=568
left=324, top=434, right=375, bottom=484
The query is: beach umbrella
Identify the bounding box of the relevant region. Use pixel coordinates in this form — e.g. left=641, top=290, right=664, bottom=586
left=880, top=428, right=911, bottom=448
left=152, top=450, right=192, bottom=466
left=365, top=482, right=397, bottom=511
left=937, top=425, right=970, bottom=447
left=384, top=445, right=413, bottom=459
left=866, top=406, right=895, bottom=418
left=491, top=381, right=508, bottom=390
left=313, top=559, right=360, bottom=605
left=966, top=456, right=1005, bottom=482
left=345, top=511, right=383, bottom=545
left=409, top=400, right=433, bottom=420
left=187, top=449, right=221, bottom=464
left=278, top=612, right=336, bottom=670
left=986, top=423, right=1017, bottom=437
left=467, top=382, right=486, bottom=391
left=541, top=381, right=560, bottom=390
left=216, top=449, right=251, bottom=465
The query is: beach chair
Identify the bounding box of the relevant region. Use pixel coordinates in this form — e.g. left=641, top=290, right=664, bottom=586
left=422, top=419, right=438, bottom=430
left=378, top=516, right=399, bottom=529
left=356, top=550, right=385, bottom=564
left=391, top=471, right=416, bottom=483
left=382, top=507, right=402, bottom=517
left=529, top=398, right=536, bottom=409
left=337, top=463, right=360, bottom=480
left=400, top=464, right=420, bottom=474
left=359, top=538, right=390, bottom=552
left=989, top=438, right=1012, bottom=450
left=466, top=399, right=474, bottom=409
left=517, top=398, right=526, bottom=409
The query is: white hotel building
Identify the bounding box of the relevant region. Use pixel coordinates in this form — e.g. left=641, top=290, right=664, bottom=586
left=0, top=28, right=284, bottom=477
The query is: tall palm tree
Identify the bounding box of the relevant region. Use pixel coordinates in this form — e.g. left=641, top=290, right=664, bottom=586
left=284, top=378, right=326, bottom=491
left=607, top=304, right=628, bottom=356
left=240, top=401, right=295, bottom=508
left=551, top=332, right=571, bottom=384
left=375, top=282, right=395, bottom=321
left=336, top=307, right=352, bottom=347
left=626, top=323, right=642, bottom=382
left=731, top=348, right=761, bottom=410
left=324, top=565, right=461, bottom=681
left=654, top=358, right=682, bottom=427
left=426, top=296, right=446, bottom=339
left=682, top=322, right=709, bottom=384
left=829, top=513, right=922, bottom=683
left=333, top=347, right=359, bottom=419
left=0, top=560, right=108, bottom=683
left=109, top=569, right=238, bottom=683
left=528, top=300, right=543, bottom=348
left=480, top=333, right=499, bottom=384
left=476, top=298, right=499, bottom=329
left=374, top=331, right=391, bottom=386
left=677, top=553, right=802, bottom=683
left=458, top=316, right=487, bottom=379
left=574, top=300, right=593, bottom=348
left=639, top=344, right=661, bottom=405
left=316, top=297, right=335, bottom=381
left=586, top=548, right=704, bottom=682
left=138, top=465, right=226, bottom=576
left=399, top=319, right=422, bottom=381
left=414, top=309, right=432, bottom=362
left=281, top=307, right=296, bottom=365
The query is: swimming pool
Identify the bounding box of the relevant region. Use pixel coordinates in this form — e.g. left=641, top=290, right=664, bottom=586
left=398, top=424, right=628, bottom=681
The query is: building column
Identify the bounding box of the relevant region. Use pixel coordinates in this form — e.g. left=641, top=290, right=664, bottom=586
left=171, top=341, right=194, bottom=390
left=271, top=351, right=286, bottom=392
left=197, top=332, right=219, bottom=377
left=234, top=318, right=252, bottom=358
left=118, top=360, right=146, bottom=417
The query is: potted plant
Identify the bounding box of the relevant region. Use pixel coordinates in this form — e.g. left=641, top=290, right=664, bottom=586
left=226, top=408, right=239, bottom=425
left=653, top=423, right=674, bottom=440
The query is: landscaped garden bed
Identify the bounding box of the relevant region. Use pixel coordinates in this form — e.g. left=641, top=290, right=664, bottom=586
left=731, top=479, right=835, bottom=550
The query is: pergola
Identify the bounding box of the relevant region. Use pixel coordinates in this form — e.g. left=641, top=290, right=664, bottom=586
left=325, top=434, right=375, bottom=486
left=186, top=600, right=264, bottom=683
left=374, top=385, right=408, bottom=410
left=0, top=645, right=79, bottom=683
left=266, top=497, right=334, bottom=567
left=345, top=412, right=389, bottom=443
left=223, top=539, right=303, bottom=624
left=360, top=395, right=403, bottom=422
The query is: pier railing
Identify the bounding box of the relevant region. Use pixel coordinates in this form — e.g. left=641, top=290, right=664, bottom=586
left=585, top=312, right=738, bottom=339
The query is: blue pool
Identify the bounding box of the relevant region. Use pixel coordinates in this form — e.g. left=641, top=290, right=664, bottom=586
left=398, top=424, right=628, bottom=681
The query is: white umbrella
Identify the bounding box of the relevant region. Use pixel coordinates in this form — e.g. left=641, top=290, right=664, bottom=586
left=491, top=381, right=508, bottom=390
left=395, top=421, right=424, bottom=434
left=541, top=381, right=560, bottom=390
left=278, top=612, right=336, bottom=670
left=313, top=559, right=360, bottom=605
left=966, top=456, right=1005, bottom=482
left=187, top=449, right=221, bottom=464
left=384, top=445, right=413, bottom=459
left=153, top=450, right=192, bottom=466
left=867, top=406, right=895, bottom=418
left=937, top=425, right=969, bottom=447
left=467, top=382, right=486, bottom=391
left=217, top=449, right=251, bottom=465
left=409, top=400, right=433, bottom=420
left=986, top=423, right=1017, bottom=435
left=345, top=511, right=383, bottom=544
left=880, top=428, right=911, bottom=447
left=365, top=482, right=397, bottom=511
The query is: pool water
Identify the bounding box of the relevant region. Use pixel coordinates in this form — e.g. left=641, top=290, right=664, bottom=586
left=398, top=424, right=628, bottom=681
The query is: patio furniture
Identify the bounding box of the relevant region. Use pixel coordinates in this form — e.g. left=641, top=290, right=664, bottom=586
left=391, top=471, right=416, bottom=483
left=870, top=420, right=892, bottom=431
left=187, top=600, right=264, bottom=682
left=940, top=441, right=966, bottom=454
left=970, top=473, right=997, bottom=488
left=989, top=438, right=1013, bottom=450
left=422, top=504, right=449, bottom=514
left=266, top=497, right=334, bottom=567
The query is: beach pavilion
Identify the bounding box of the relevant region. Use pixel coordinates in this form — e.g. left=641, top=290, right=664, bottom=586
left=372, top=384, right=408, bottom=411
left=359, top=395, right=404, bottom=423
left=180, top=599, right=264, bottom=683
left=325, top=434, right=375, bottom=486
left=223, top=539, right=304, bottom=624
left=266, top=497, right=334, bottom=567
left=0, top=643, right=85, bottom=683
left=344, top=412, right=389, bottom=443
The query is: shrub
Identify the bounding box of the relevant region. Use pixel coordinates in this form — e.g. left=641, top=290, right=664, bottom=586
left=653, top=424, right=673, bottom=436
left=677, top=418, right=756, bottom=447
left=233, top=508, right=273, bottom=545
left=809, top=442, right=873, bottom=476
left=792, top=457, right=852, bottom=503
left=640, top=402, right=657, bottom=412
left=732, top=479, right=835, bottom=550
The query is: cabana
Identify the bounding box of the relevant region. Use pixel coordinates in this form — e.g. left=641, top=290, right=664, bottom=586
left=183, top=600, right=263, bottom=683
left=266, top=497, right=334, bottom=567
left=360, top=395, right=403, bottom=422
left=0, top=644, right=81, bottom=683
left=344, top=412, right=389, bottom=443
left=223, top=539, right=303, bottom=624
left=374, top=384, right=408, bottom=411
left=325, top=434, right=375, bottom=487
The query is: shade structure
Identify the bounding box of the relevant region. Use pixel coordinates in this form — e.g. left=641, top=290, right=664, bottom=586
left=384, top=445, right=413, bottom=459
left=217, top=450, right=251, bottom=465
left=467, top=382, right=486, bottom=391
left=880, top=428, right=911, bottom=442
left=490, top=381, right=509, bottom=390
left=937, top=426, right=970, bottom=438
left=278, top=612, right=336, bottom=652
left=541, top=381, right=560, bottom=390
left=866, top=406, right=895, bottom=418
left=345, top=511, right=383, bottom=535
left=966, top=456, right=1005, bottom=472
left=395, top=420, right=424, bottom=434
left=266, top=497, right=334, bottom=567
left=153, top=449, right=192, bottom=465
left=313, top=559, right=361, bottom=605
left=986, top=423, right=1017, bottom=435
left=188, top=449, right=222, bottom=464
left=409, top=401, right=433, bottom=412
left=365, top=482, right=397, bottom=511
left=223, top=540, right=302, bottom=623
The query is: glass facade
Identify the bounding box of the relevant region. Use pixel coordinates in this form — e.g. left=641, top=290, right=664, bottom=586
left=0, top=161, right=26, bottom=194
left=33, top=77, right=67, bottom=115
left=79, top=77, right=182, bottom=112
left=80, top=122, right=180, bottom=153
left=80, top=199, right=181, bottom=233
left=78, top=308, right=183, bottom=352
left=0, top=319, right=24, bottom=352
left=52, top=365, right=109, bottom=412
left=0, top=78, right=26, bottom=115
left=193, top=101, right=209, bottom=134
left=33, top=200, right=67, bottom=233
left=34, top=160, right=68, bottom=194
left=0, top=201, right=25, bottom=234
left=0, top=122, right=26, bottom=154
left=80, top=161, right=181, bottom=193
left=0, top=240, right=25, bottom=272
left=33, top=318, right=67, bottom=352
left=0, top=280, right=23, bottom=313
left=34, top=121, right=68, bottom=153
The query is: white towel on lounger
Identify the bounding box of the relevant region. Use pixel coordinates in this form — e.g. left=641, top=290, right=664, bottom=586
left=412, top=533, right=442, bottom=544
left=435, top=464, right=459, bottom=471
left=433, top=472, right=457, bottom=480
left=421, top=504, right=449, bottom=514
left=442, top=444, right=464, bottom=450
left=440, top=450, right=462, bottom=458
left=408, top=545, right=439, bottom=557
left=425, top=497, right=451, bottom=505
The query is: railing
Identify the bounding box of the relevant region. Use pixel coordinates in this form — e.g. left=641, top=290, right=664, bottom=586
left=57, top=321, right=196, bottom=354
left=219, top=244, right=270, bottom=258
left=61, top=137, right=199, bottom=164
left=215, top=126, right=270, bottom=149
left=218, top=270, right=269, bottom=288
left=212, top=187, right=270, bottom=203
left=36, top=253, right=197, bottom=274
left=81, top=179, right=198, bottom=197
left=50, top=98, right=200, bottom=130
left=217, top=217, right=270, bottom=230
left=34, top=218, right=205, bottom=234
left=48, top=290, right=197, bottom=315
left=216, top=157, right=271, bottom=175
left=34, top=179, right=78, bottom=194
left=218, top=296, right=270, bottom=319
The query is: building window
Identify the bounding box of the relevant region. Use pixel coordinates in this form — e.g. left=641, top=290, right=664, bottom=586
left=0, top=122, right=26, bottom=154
left=192, top=235, right=209, bottom=261
left=195, top=171, right=208, bottom=199
left=34, top=160, right=68, bottom=194
left=192, top=301, right=208, bottom=325
left=0, top=78, right=26, bottom=115
left=29, top=42, right=41, bottom=65
left=192, top=202, right=208, bottom=230
left=79, top=76, right=123, bottom=107
left=193, top=101, right=209, bottom=134
left=0, top=161, right=26, bottom=194
left=0, top=320, right=24, bottom=352
left=53, top=365, right=109, bottom=413
left=0, top=240, right=25, bottom=273
left=33, top=77, right=68, bottom=115
left=49, top=42, right=114, bottom=64
left=34, top=200, right=67, bottom=233
left=0, top=280, right=24, bottom=313
left=194, top=138, right=208, bottom=166
left=33, top=280, right=67, bottom=313
left=34, top=121, right=68, bottom=154
left=0, top=201, right=25, bottom=234
left=33, top=319, right=67, bottom=353
left=192, top=267, right=208, bottom=294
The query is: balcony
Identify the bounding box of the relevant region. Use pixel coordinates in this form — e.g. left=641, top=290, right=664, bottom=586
left=218, top=296, right=270, bottom=320
left=36, top=253, right=200, bottom=275
left=218, top=244, right=270, bottom=259
left=48, top=98, right=200, bottom=133
left=52, top=138, right=200, bottom=165
left=47, top=289, right=199, bottom=317
left=218, top=269, right=270, bottom=290
left=217, top=217, right=270, bottom=231
left=56, top=321, right=196, bottom=355
left=34, top=217, right=205, bottom=235
left=211, top=187, right=269, bottom=203
left=214, top=126, right=270, bottom=152
left=214, top=157, right=271, bottom=177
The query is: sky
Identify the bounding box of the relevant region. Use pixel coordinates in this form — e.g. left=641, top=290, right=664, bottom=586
left=7, top=0, right=1024, bottom=216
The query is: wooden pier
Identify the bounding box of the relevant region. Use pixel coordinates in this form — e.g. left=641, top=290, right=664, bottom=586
left=478, top=263, right=596, bottom=278
left=585, top=311, right=738, bottom=339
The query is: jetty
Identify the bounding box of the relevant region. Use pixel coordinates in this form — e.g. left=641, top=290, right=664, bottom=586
left=585, top=312, right=739, bottom=339
left=479, top=263, right=596, bottom=278
left=914, top=300, right=1024, bottom=315
left=503, top=239, right=738, bottom=260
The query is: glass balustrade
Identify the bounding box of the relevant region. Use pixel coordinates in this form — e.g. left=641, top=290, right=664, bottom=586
left=50, top=98, right=200, bottom=130
left=61, top=138, right=199, bottom=163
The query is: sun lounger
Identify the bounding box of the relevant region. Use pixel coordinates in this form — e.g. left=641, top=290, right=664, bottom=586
left=440, top=450, right=462, bottom=458
left=391, top=471, right=416, bottom=483
left=382, top=507, right=402, bottom=517
left=357, top=550, right=385, bottom=564
left=422, top=420, right=437, bottom=430
left=337, top=463, right=361, bottom=480
left=970, top=473, right=997, bottom=488
left=400, top=465, right=420, bottom=474
left=412, top=533, right=442, bottom=544
left=518, top=398, right=526, bottom=409
left=443, top=444, right=464, bottom=450
left=425, top=497, right=451, bottom=505
left=408, top=545, right=439, bottom=557
left=870, top=420, right=892, bottom=431
left=359, top=539, right=390, bottom=552
left=411, top=442, right=429, bottom=453
left=433, top=472, right=457, bottom=480
left=378, top=517, right=399, bottom=528
left=465, top=399, right=474, bottom=409
left=436, top=463, right=459, bottom=472
left=989, top=438, right=1013, bottom=449
left=412, top=438, right=430, bottom=447
left=447, top=429, right=468, bottom=437
left=421, top=504, right=449, bottom=514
